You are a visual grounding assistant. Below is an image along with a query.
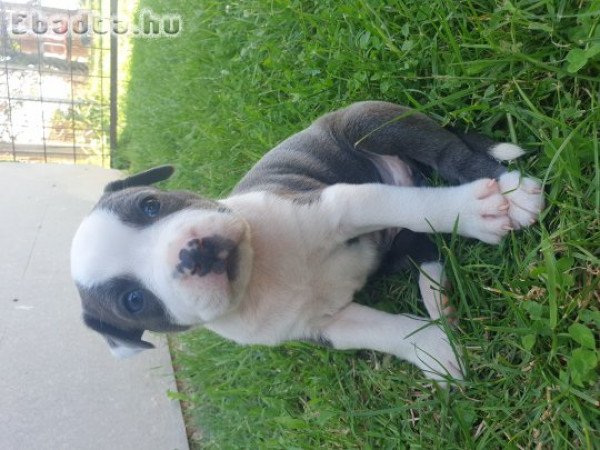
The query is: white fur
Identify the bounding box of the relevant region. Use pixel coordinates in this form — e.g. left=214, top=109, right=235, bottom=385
left=213, top=192, right=380, bottom=345
left=489, top=143, right=526, bottom=161
left=319, top=179, right=511, bottom=244
left=71, top=210, right=144, bottom=286
left=319, top=303, right=463, bottom=384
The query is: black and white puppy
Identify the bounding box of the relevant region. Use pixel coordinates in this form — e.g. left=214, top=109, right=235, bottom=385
left=71, top=101, right=544, bottom=383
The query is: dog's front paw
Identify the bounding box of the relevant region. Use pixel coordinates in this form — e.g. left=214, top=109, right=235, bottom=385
left=498, top=171, right=544, bottom=229
left=411, top=324, right=463, bottom=387
left=456, top=178, right=512, bottom=244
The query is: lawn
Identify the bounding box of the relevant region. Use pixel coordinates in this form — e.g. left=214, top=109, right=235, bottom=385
left=119, top=0, right=599, bottom=448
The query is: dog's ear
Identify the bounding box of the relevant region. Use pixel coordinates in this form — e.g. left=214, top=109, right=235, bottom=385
left=104, top=334, right=155, bottom=359
left=104, top=165, right=175, bottom=193
left=83, top=314, right=155, bottom=358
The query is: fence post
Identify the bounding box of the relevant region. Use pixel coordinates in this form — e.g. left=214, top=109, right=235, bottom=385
left=109, top=0, right=118, bottom=166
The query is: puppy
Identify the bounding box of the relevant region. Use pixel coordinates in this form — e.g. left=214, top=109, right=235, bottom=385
left=71, top=101, right=543, bottom=383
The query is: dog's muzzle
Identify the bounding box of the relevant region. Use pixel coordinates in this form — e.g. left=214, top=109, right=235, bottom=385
left=176, top=235, right=238, bottom=279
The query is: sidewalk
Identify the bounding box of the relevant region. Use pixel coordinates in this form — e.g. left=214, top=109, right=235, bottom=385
left=0, top=163, right=189, bottom=450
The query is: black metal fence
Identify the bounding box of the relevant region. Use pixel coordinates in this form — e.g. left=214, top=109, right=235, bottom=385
left=0, top=0, right=115, bottom=166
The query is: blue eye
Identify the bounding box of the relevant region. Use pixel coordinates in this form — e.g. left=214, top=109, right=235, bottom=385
left=140, top=196, right=160, bottom=218
left=124, top=290, right=145, bottom=313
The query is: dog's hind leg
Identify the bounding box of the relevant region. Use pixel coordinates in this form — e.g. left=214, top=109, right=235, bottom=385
left=450, top=128, right=526, bottom=163
left=378, top=230, right=455, bottom=321
left=320, top=101, right=510, bottom=183
left=418, top=261, right=455, bottom=322
left=319, top=101, right=544, bottom=229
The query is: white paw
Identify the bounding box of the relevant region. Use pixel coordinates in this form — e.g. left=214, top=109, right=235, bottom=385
left=418, top=262, right=457, bottom=324
left=456, top=178, right=512, bottom=244
left=411, top=324, right=463, bottom=386
left=498, top=171, right=544, bottom=229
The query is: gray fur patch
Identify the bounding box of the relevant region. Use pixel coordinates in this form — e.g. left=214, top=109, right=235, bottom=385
left=96, top=187, right=221, bottom=228
left=78, top=277, right=189, bottom=347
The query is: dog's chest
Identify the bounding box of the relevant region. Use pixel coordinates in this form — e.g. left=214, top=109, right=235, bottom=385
left=250, top=198, right=378, bottom=307
left=214, top=193, right=380, bottom=343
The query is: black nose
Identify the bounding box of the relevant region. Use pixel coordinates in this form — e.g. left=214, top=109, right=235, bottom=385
left=177, top=235, right=236, bottom=277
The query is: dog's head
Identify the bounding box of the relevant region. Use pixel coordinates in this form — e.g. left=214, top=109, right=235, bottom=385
left=70, top=166, right=253, bottom=357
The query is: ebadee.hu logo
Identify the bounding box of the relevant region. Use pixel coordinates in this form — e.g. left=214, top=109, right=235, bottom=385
left=8, top=9, right=182, bottom=38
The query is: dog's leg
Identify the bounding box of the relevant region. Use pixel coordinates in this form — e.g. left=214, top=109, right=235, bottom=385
left=320, top=179, right=511, bottom=244
left=317, top=302, right=463, bottom=385
left=418, top=261, right=455, bottom=322
left=323, top=101, right=512, bottom=183
left=321, top=101, right=544, bottom=228
left=376, top=231, right=455, bottom=321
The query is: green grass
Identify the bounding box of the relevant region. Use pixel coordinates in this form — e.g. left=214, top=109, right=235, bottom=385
left=119, top=0, right=600, bottom=448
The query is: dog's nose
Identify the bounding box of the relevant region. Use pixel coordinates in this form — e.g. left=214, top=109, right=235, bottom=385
left=177, top=235, right=236, bottom=276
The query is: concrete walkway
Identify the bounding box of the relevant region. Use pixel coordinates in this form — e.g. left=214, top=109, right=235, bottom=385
left=0, top=163, right=189, bottom=450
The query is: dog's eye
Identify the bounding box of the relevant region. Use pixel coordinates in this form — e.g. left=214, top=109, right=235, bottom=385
left=123, top=290, right=145, bottom=313
left=140, top=196, right=160, bottom=218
